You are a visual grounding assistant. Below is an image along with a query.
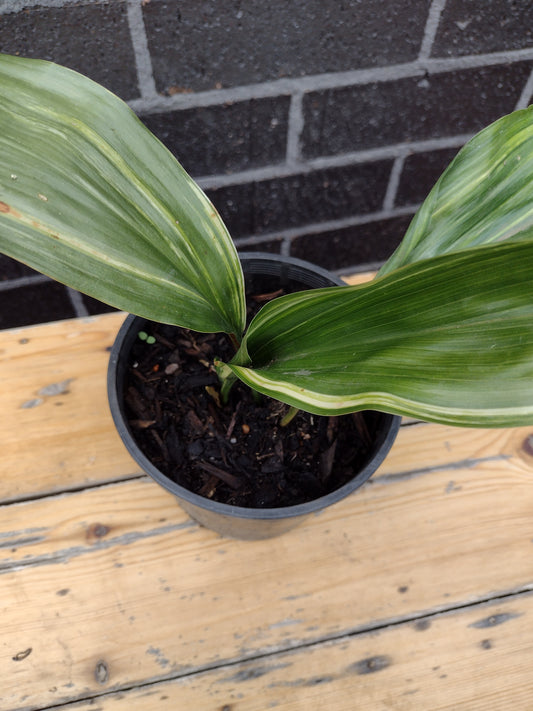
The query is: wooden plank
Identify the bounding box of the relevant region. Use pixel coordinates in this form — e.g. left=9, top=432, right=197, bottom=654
left=1, top=455, right=532, bottom=709
left=58, top=592, right=533, bottom=711
left=377, top=421, right=533, bottom=479
left=342, top=271, right=375, bottom=285
left=0, top=313, right=136, bottom=501
left=0, top=286, right=531, bottom=711
left=2, top=313, right=532, bottom=501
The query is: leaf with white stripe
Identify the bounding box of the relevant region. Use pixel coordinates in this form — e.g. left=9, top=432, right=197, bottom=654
left=228, top=239, right=533, bottom=426
left=381, top=107, right=533, bottom=275
left=0, top=54, right=245, bottom=335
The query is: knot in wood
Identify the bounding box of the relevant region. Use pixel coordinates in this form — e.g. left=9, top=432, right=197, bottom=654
left=87, top=523, right=110, bottom=542
left=522, top=434, right=533, bottom=457
left=95, top=659, right=109, bottom=684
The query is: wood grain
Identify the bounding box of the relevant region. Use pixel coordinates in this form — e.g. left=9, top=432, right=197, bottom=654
left=1, top=456, right=532, bottom=709
left=378, top=420, right=533, bottom=479
left=57, top=592, right=533, bottom=711
left=1, top=310, right=533, bottom=710
left=0, top=313, right=135, bottom=502
left=2, top=313, right=531, bottom=498
left=342, top=271, right=376, bottom=285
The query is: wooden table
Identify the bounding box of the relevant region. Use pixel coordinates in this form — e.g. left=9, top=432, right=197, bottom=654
left=1, top=303, right=533, bottom=710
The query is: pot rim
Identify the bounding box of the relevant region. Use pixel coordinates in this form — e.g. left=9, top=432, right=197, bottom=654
left=107, top=253, right=401, bottom=523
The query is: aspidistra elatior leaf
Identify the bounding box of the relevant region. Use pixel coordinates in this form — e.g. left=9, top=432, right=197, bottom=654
left=380, top=107, right=533, bottom=276
left=0, top=54, right=245, bottom=335
left=228, top=239, right=533, bottom=426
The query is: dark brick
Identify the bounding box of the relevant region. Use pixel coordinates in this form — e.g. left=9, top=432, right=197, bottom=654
left=252, top=162, right=393, bottom=233
left=0, top=282, right=75, bottom=330
left=0, top=255, right=36, bottom=281
left=302, top=61, right=533, bottom=158
left=208, top=161, right=393, bottom=238
left=82, top=294, right=117, bottom=316
left=143, top=0, right=430, bottom=93
left=237, top=241, right=283, bottom=255
left=141, top=96, right=290, bottom=177
left=290, top=214, right=413, bottom=271
left=0, top=2, right=138, bottom=100
left=207, top=183, right=255, bottom=238
left=432, top=0, right=533, bottom=57
left=395, top=146, right=460, bottom=206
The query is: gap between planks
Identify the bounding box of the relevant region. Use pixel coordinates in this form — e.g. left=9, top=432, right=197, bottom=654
left=29, top=589, right=533, bottom=711
left=2, top=457, right=533, bottom=709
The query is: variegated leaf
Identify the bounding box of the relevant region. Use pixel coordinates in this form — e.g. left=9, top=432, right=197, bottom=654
left=380, top=107, right=533, bottom=275
left=0, top=54, right=245, bottom=335
left=228, top=239, right=533, bottom=426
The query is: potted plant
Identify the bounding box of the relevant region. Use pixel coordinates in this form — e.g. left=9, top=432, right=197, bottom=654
left=1, top=54, right=533, bottom=538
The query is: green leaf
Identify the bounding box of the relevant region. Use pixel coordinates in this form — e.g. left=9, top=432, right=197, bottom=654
left=0, top=54, right=245, bottom=335
left=228, top=239, right=533, bottom=427
left=380, top=107, right=533, bottom=276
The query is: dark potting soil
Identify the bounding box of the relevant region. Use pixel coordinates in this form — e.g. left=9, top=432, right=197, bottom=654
left=123, top=290, right=379, bottom=508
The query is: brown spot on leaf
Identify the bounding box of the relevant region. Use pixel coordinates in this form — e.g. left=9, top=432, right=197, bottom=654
left=0, top=202, right=21, bottom=217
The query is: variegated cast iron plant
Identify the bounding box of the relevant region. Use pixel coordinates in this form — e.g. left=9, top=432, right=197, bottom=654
left=1, top=54, right=533, bottom=428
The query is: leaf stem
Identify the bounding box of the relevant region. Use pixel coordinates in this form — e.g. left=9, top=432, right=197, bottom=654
left=229, top=332, right=241, bottom=352
left=214, top=359, right=238, bottom=404
left=280, top=405, right=300, bottom=427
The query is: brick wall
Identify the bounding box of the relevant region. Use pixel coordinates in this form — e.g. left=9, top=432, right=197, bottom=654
left=1, top=0, right=533, bottom=328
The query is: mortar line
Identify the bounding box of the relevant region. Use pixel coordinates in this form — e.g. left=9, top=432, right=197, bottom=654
left=128, top=48, right=533, bottom=116
left=418, top=0, right=447, bottom=60
left=382, top=155, right=407, bottom=212
left=299, top=134, right=471, bottom=171
left=515, top=67, right=533, bottom=110
left=197, top=134, right=472, bottom=191
left=126, top=0, right=157, bottom=99
left=286, top=91, right=305, bottom=168
left=0, top=0, right=110, bottom=12
left=0, top=273, right=50, bottom=291
left=279, top=238, right=292, bottom=258
left=66, top=286, right=89, bottom=318
left=233, top=205, right=418, bottom=247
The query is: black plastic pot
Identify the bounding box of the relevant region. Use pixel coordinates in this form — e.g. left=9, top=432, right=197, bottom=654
left=107, top=253, right=401, bottom=539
